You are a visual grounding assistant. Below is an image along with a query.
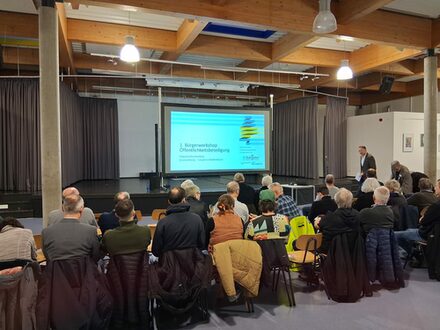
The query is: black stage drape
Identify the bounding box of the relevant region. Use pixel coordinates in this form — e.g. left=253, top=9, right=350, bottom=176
left=0, top=79, right=119, bottom=191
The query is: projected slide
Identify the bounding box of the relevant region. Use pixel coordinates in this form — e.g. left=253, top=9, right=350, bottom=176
left=162, top=106, right=270, bottom=174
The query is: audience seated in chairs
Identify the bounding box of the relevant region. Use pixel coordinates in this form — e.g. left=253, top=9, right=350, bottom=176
left=359, top=187, right=404, bottom=288
left=99, top=191, right=135, bottom=236
left=234, top=172, right=257, bottom=214
left=255, top=174, right=273, bottom=211
left=152, top=186, right=205, bottom=258
left=353, top=178, right=380, bottom=211
left=102, top=199, right=152, bottom=329
left=0, top=217, right=36, bottom=262
left=270, top=182, right=301, bottom=219
left=102, top=199, right=151, bottom=256
left=245, top=199, right=290, bottom=240
left=212, top=181, right=249, bottom=223
left=395, top=196, right=440, bottom=261
left=184, top=184, right=210, bottom=227
left=48, top=187, right=97, bottom=227
left=308, top=186, right=338, bottom=224
left=325, top=174, right=340, bottom=199
left=150, top=187, right=211, bottom=327
left=207, top=194, right=244, bottom=249
left=38, top=194, right=112, bottom=330
left=411, top=171, right=429, bottom=193
left=407, top=178, right=439, bottom=215
left=385, top=179, right=407, bottom=225
left=366, top=168, right=384, bottom=186
left=359, top=186, right=395, bottom=235
left=314, top=188, right=360, bottom=255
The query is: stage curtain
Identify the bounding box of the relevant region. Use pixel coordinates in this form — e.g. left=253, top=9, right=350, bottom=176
left=60, top=83, right=84, bottom=187
left=82, top=97, right=119, bottom=180
left=324, top=96, right=347, bottom=178
left=273, top=96, right=319, bottom=179
left=0, top=79, right=41, bottom=191
left=0, top=79, right=119, bottom=192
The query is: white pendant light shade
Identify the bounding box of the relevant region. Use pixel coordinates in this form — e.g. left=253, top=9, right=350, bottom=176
left=313, top=0, right=337, bottom=34
left=120, top=36, right=140, bottom=63
left=337, top=59, right=353, bottom=80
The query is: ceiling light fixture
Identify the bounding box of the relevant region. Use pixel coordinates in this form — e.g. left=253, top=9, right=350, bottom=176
left=336, top=59, right=353, bottom=80
left=312, top=0, right=337, bottom=34
left=120, top=36, right=140, bottom=63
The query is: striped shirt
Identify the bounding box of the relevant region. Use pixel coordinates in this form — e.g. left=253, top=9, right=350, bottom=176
left=0, top=226, right=36, bottom=261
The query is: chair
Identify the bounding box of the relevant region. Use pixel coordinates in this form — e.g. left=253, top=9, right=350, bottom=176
left=151, top=209, right=167, bottom=221
left=147, top=224, right=157, bottom=252
left=288, top=233, right=322, bottom=286
left=33, top=234, right=42, bottom=250
left=107, top=251, right=153, bottom=329
left=135, top=210, right=143, bottom=221
left=257, top=239, right=295, bottom=307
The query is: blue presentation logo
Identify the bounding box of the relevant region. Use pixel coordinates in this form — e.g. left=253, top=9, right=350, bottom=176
left=240, top=116, right=258, bottom=144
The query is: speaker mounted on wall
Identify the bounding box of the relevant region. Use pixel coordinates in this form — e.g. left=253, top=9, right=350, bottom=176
left=379, top=76, right=395, bottom=94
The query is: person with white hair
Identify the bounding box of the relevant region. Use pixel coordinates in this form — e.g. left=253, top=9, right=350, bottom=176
left=358, top=186, right=395, bottom=235
left=185, top=184, right=209, bottom=225
left=353, top=178, right=381, bottom=211
left=48, top=187, right=96, bottom=227
left=233, top=173, right=257, bottom=213
left=180, top=179, right=195, bottom=190
left=314, top=188, right=360, bottom=254
left=42, top=194, right=100, bottom=261
left=254, top=174, right=273, bottom=211
left=270, top=182, right=301, bottom=219
left=385, top=179, right=407, bottom=223
left=212, top=181, right=249, bottom=222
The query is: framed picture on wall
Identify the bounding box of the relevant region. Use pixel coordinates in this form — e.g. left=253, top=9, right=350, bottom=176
left=421, top=134, right=424, bottom=147
left=403, top=133, right=413, bottom=152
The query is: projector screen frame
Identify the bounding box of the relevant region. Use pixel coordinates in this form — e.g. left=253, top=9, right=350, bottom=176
left=161, top=103, right=272, bottom=177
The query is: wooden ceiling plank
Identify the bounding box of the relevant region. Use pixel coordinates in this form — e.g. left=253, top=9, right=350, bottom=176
left=336, top=0, right=394, bottom=25
left=432, top=19, right=440, bottom=48
left=272, top=34, right=319, bottom=62
left=280, top=48, right=348, bottom=68
left=56, top=3, right=77, bottom=78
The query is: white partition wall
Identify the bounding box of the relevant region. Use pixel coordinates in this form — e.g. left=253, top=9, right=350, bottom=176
left=347, top=112, right=394, bottom=183
left=347, top=112, right=440, bottom=183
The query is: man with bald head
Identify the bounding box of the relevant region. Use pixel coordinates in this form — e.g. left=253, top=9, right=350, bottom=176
left=99, top=191, right=134, bottom=235
left=47, top=187, right=96, bottom=227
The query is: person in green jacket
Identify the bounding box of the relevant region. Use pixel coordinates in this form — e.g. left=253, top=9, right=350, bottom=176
left=101, top=199, right=150, bottom=256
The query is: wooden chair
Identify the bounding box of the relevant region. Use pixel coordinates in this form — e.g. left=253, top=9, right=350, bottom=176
left=33, top=234, right=42, bottom=250
left=288, top=233, right=322, bottom=285
left=151, top=209, right=167, bottom=221
left=147, top=224, right=157, bottom=252
left=135, top=210, right=143, bottom=221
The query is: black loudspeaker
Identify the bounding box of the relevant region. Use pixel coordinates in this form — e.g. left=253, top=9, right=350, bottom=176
left=149, top=176, right=161, bottom=191
left=379, top=76, right=395, bottom=94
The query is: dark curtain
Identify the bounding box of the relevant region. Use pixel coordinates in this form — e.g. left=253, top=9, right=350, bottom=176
left=0, top=79, right=119, bottom=191
left=0, top=79, right=41, bottom=191
left=82, top=97, right=119, bottom=180
left=324, top=96, right=347, bottom=178
left=273, top=96, right=318, bottom=179
left=60, top=84, right=84, bottom=187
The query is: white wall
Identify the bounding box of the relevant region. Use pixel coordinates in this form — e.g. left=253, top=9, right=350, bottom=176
left=347, top=111, right=440, bottom=183
left=347, top=112, right=394, bottom=183
left=118, top=99, right=159, bottom=177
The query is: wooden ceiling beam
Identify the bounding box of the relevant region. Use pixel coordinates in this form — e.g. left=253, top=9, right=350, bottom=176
left=432, top=19, right=440, bottom=48
left=72, top=0, right=432, bottom=48
left=0, top=11, right=38, bottom=39
left=272, top=34, right=319, bottom=62
left=336, top=0, right=394, bottom=25
left=186, top=35, right=271, bottom=61
left=349, top=44, right=422, bottom=75
left=280, top=48, right=348, bottom=68
left=159, top=19, right=207, bottom=73
left=67, top=18, right=176, bottom=51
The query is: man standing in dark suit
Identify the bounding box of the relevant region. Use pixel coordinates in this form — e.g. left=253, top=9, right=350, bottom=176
left=42, top=194, right=100, bottom=262
left=359, top=146, right=376, bottom=182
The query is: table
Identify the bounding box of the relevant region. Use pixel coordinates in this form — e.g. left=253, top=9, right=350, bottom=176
left=281, top=184, right=315, bottom=206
